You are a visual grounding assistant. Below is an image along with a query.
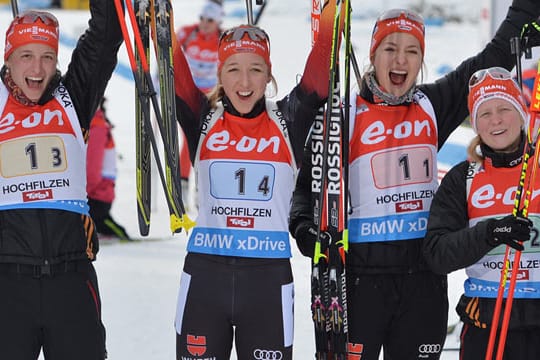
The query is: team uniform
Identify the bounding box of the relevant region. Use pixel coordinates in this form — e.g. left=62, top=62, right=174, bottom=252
left=172, top=18, right=338, bottom=358
left=173, top=92, right=321, bottom=360
left=425, top=139, right=540, bottom=359
left=289, top=0, right=540, bottom=359
left=0, top=2, right=122, bottom=359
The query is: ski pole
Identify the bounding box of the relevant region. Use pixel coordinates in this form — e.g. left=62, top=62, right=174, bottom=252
left=253, top=0, right=266, bottom=25
left=485, top=103, right=540, bottom=360
left=245, top=0, right=254, bottom=25
left=10, top=0, right=18, bottom=17
left=485, top=36, right=526, bottom=360
left=113, top=0, right=195, bottom=234
left=339, top=1, right=361, bottom=86
left=495, top=59, right=540, bottom=360
left=511, top=37, right=523, bottom=88
left=348, top=43, right=362, bottom=89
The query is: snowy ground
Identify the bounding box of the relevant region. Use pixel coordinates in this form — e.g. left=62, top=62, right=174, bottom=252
left=1, top=0, right=525, bottom=358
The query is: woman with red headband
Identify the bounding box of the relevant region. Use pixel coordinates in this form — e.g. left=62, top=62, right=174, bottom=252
left=424, top=67, right=538, bottom=359
left=289, top=2, right=540, bottom=359
left=172, top=1, right=342, bottom=358
left=0, top=1, right=123, bottom=359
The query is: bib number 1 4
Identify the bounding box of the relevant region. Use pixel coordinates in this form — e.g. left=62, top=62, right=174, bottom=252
left=210, top=161, right=274, bottom=201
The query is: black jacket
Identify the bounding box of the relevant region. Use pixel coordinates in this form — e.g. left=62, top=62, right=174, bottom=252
left=289, top=0, right=540, bottom=275
left=0, top=0, right=123, bottom=266
left=423, top=141, right=526, bottom=276
left=424, top=138, right=540, bottom=329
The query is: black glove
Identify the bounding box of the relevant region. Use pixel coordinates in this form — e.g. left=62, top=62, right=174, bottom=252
left=521, top=20, right=540, bottom=50
left=294, top=222, right=330, bottom=258
left=486, top=215, right=533, bottom=251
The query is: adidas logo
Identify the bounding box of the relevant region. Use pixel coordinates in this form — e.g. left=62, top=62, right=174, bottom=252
left=494, top=226, right=512, bottom=233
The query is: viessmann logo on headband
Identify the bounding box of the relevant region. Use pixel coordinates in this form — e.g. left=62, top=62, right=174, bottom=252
left=221, top=39, right=267, bottom=54
left=383, top=18, right=422, bottom=33
left=18, top=26, right=57, bottom=37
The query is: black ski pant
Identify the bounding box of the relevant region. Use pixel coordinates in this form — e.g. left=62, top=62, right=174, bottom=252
left=346, top=271, right=448, bottom=360
left=0, top=260, right=107, bottom=360
left=175, top=253, right=294, bottom=360
left=460, top=322, right=540, bottom=360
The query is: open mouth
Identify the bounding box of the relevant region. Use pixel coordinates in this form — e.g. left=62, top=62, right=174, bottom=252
left=26, top=76, right=44, bottom=89
left=238, top=90, right=253, bottom=98
left=389, top=70, right=407, bottom=86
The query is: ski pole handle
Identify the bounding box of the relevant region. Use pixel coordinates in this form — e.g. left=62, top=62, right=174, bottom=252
left=511, top=37, right=523, bottom=89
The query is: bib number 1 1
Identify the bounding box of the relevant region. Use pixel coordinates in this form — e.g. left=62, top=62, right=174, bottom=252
left=371, top=146, right=433, bottom=188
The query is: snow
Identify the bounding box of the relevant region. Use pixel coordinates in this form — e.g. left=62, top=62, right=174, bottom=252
left=1, top=0, right=514, bottom=358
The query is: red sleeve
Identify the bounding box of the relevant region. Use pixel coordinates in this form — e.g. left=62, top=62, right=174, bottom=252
left=86, top=111, right=108, bottom=194
left=173, top=40, right=204, bottom=118
left=299, top=0, right=345, bottom=99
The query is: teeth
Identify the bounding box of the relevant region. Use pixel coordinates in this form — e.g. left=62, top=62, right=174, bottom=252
left=238, top=91, right=252, bottom=97
left=27, top=77, right=43, bottom=82
left=391, top=70, right=407, bottom=75
left=492, top=130, right=505, bottom=135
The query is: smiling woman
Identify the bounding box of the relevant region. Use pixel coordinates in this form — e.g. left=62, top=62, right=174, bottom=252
left=0, top=3, right=123, bottom=360
left=3, top=11, right=59, bottom=104
left=5, top=43, right=58, bottom=102
left=424, top=67, right=540, bottom=359
left=170, top=1, right=344, bottom=359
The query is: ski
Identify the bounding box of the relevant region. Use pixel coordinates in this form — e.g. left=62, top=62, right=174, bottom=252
left=310, top=1, right=348, bottom=359
left=135, top=0, right=152, bottom=236
left=151, top=0, right=186, bottom=233
left=113, top=0, right=195, bottom=236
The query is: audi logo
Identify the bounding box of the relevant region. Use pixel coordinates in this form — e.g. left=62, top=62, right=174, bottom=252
left=253, top=349, right=283, bottom=360
left=418, top=344, right=441, bottom=354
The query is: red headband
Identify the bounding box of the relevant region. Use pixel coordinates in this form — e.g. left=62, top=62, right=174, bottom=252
left=218, top=25, right=271, bottom=72
left=370, top=10, right=425, bottom=59
left=468, top=69, right=528, bottom=133
left=4, top=11, right=59, bottom=61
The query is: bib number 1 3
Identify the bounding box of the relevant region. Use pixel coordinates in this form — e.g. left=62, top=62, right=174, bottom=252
left=0, top=136, right=66, bottom=178
left=210, top=161, right=275, bottom=201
